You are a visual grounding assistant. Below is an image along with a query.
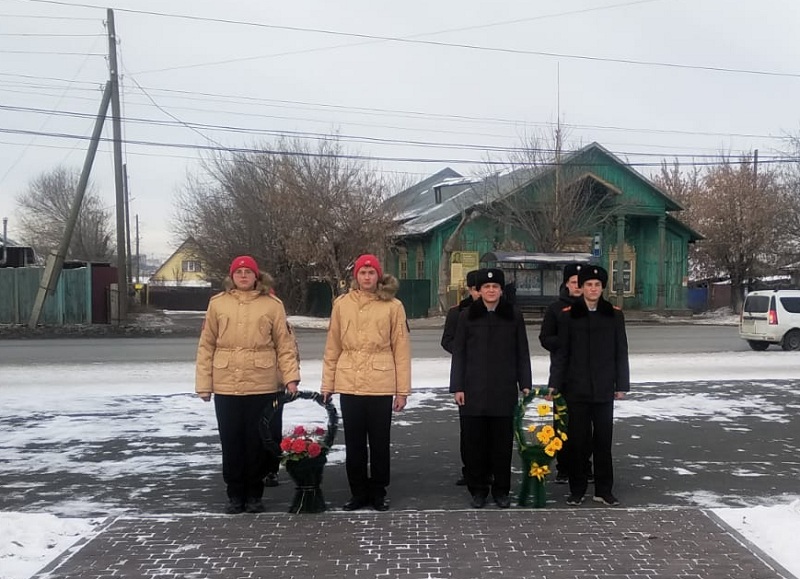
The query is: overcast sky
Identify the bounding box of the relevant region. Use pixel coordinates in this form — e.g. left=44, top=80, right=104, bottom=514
left=1, top=0, right=799, bottom=258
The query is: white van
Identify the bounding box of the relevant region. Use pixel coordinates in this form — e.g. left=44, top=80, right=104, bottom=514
left=739, top=289, right=800, bottom=351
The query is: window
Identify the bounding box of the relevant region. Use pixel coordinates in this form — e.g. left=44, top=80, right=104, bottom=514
left=744, top=296, right=770, bottom=313
left=780, top=297, right=800, bottom=314
left=610, top=259, right=633, bottom=294
left=398, top=254, right=408, bottom=280
left=609, top=244, right=636, bottom=296
left=182, top=260, right=202, bottom=273
left=415, top=245, right=425, bottom=279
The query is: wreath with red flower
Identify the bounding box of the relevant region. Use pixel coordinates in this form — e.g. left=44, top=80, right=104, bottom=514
left=260, top=390, right=338, bottom=462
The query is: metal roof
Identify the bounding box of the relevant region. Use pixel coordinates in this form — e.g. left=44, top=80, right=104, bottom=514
left=388, top=142, right=687, bottom=237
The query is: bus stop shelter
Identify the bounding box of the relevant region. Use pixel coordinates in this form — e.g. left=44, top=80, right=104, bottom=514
left=480, top=251, right=594, bottom=311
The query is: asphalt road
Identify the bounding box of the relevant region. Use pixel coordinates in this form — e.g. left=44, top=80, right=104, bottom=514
left=0, top=324, right=747, bottom=366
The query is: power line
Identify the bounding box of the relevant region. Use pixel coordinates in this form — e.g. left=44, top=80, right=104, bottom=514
left=0, top=71, right=102, bottom=86
left=3, top=101, right=791, bottom=161
left=0, top=11, right=97, bottom=21
left=0, top=32, right=103, bottom=37
left=0, top=71, right=791, bottom=144
left=1, top=82, right=790, bottom=150
left=23, top=0, right=800, bottom=80
left=130, top=0, right=669, bottom=75
left=2, top=126, right=798, bottom=168
left=0, top=49, right=105, bottom=56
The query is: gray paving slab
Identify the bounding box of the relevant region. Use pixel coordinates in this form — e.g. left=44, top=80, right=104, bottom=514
left=36, top=509, right=792, bottom=579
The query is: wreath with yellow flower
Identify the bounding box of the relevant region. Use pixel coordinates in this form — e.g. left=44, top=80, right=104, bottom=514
left=513, top=387, right=568, bottom=507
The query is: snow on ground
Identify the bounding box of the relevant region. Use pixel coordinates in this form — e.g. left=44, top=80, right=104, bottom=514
left=0, top=514, right=102, bottom=579
left=1, top=351, right=799, bottom=579
left=715, top=499, right=800, bottom=579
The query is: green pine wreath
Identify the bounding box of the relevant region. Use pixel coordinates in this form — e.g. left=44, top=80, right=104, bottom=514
left=514, top=387, right=568, bottom=490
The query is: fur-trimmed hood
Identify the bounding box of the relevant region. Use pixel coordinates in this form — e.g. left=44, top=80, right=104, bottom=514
left=468, top=296, right=515, bottom=320
left=349, top=274, right=400, bottom=301
left=569, top=295, right=617, bottom=318
left=222, top=271, right=276, bottom=295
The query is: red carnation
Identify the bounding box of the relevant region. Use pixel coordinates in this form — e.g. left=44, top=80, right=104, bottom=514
left=293, top=425, right=307, bottom=436
left=290, top=438, right=308, bottom=453
left=314, top=426, right=325, bottom=436
left=307, top=442, right=322, bottom=458
left=280, top=437, right=293, bottom=452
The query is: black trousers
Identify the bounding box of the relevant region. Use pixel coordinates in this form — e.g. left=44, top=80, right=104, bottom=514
left=266, top=401, right=283, bottom=476
left=566, top=399, right=614, bottom=497
left=340, top=394, right=393, bottom=500
left=459, top=414, right=467, bottom=477
left=214, top=393, right=278, bottom=502
left=461, top=415, right=514, bottom=499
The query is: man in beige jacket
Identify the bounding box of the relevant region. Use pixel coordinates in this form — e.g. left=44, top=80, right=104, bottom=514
left=196, top=255, right=300, bottom=515
left=322, top=254, right=411, bottom=512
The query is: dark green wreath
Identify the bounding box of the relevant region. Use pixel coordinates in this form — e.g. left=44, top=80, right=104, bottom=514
left=259, top=390, right=339, bottom=457
left=514, top=387, right=569, bottom=471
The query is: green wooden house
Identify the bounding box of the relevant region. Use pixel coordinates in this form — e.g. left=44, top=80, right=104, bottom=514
left=384, top=142, right=702, bottom=313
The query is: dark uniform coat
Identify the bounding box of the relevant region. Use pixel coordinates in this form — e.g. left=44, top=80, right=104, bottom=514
left=441, top=295, right=474, bottom=354
left=449, top=297, right=532, bottom=416
left=548, top=296, right=630, bottom=402
left=538, top=285, right=574, bottom=355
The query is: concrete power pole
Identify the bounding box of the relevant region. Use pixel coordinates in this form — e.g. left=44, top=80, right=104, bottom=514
left=135, top=213, right=140, bottom=283
left=124, top=163, right=132, bottom=287
left=108, top=8, right=128, bottom=323
left=28, top=83, right=112, bottom=328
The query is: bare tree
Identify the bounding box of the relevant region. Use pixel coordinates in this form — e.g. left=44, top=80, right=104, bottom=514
left=15, top=166, right=114, bottom=261
left=654, top=159, right=705, bottom=277
left=781, top=136, right=800, bottom=245
left=659, top=155, right=793, bottom=312
left=479, top=131, right=619, bottom=252
left=175, top=137, right=398, bottom=312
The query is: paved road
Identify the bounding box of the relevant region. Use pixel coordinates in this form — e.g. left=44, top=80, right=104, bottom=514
left=0, top=324, right=747, bottom=366
left=2, top=330, right=797, bottom=579
left=6, top=375, right=799, bottom=579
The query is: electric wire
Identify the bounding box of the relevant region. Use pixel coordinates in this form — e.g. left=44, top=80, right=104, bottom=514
left=22, top=0, right=800, bottom=79
left=1, top=126, right=796, bottom=168
left=1, top=101, right=789, bottom=161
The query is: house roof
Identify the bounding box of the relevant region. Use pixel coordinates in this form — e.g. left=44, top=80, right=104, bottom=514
left=665, top=214, right=704, bottom=242
left=0, top=236, right=22, bottom=248
left=150, top=237, right=200, bottom=280
left=388, top=142, right=687, bottom=237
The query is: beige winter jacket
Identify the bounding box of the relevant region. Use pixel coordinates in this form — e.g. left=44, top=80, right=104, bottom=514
left=195, top=274, right=300, bottom=397
left=322, top=275, right=411, bottom=397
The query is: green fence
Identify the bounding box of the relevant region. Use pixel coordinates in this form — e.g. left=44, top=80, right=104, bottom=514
left=302, top=279, right=431, bottom=319
left=0, top=266, right=92, bottom=325
left=397, top=279, right=431, bottom=319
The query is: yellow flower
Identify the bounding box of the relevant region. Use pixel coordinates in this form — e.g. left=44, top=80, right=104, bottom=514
left=551, top=437, right=563, bottom=451
left=560, top=432, right=568, bottom=441
left=536, top=430, right=552, bottom=444
left=541, top=425, right=555, bottom=440
left=537, top=403, right=551, bottom=416
left=528, top=463, right=551, bottom=480
left=544, top=443, right=557, bottom=457
left=527, top=424, right=537, bottom=433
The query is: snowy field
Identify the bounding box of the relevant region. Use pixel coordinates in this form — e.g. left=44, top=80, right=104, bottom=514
left=1, top=351, right=799, bottom=579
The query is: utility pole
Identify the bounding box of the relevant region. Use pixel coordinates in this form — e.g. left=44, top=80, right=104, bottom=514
left=107, top=8, right=127, bottom=323
left=753, top=149, right=759, bottom=181
left=28, top=83, right=112, bottom=328
left=123, top=163, right=132, bottom=287
left=135, top=213, right=140, bottom=283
